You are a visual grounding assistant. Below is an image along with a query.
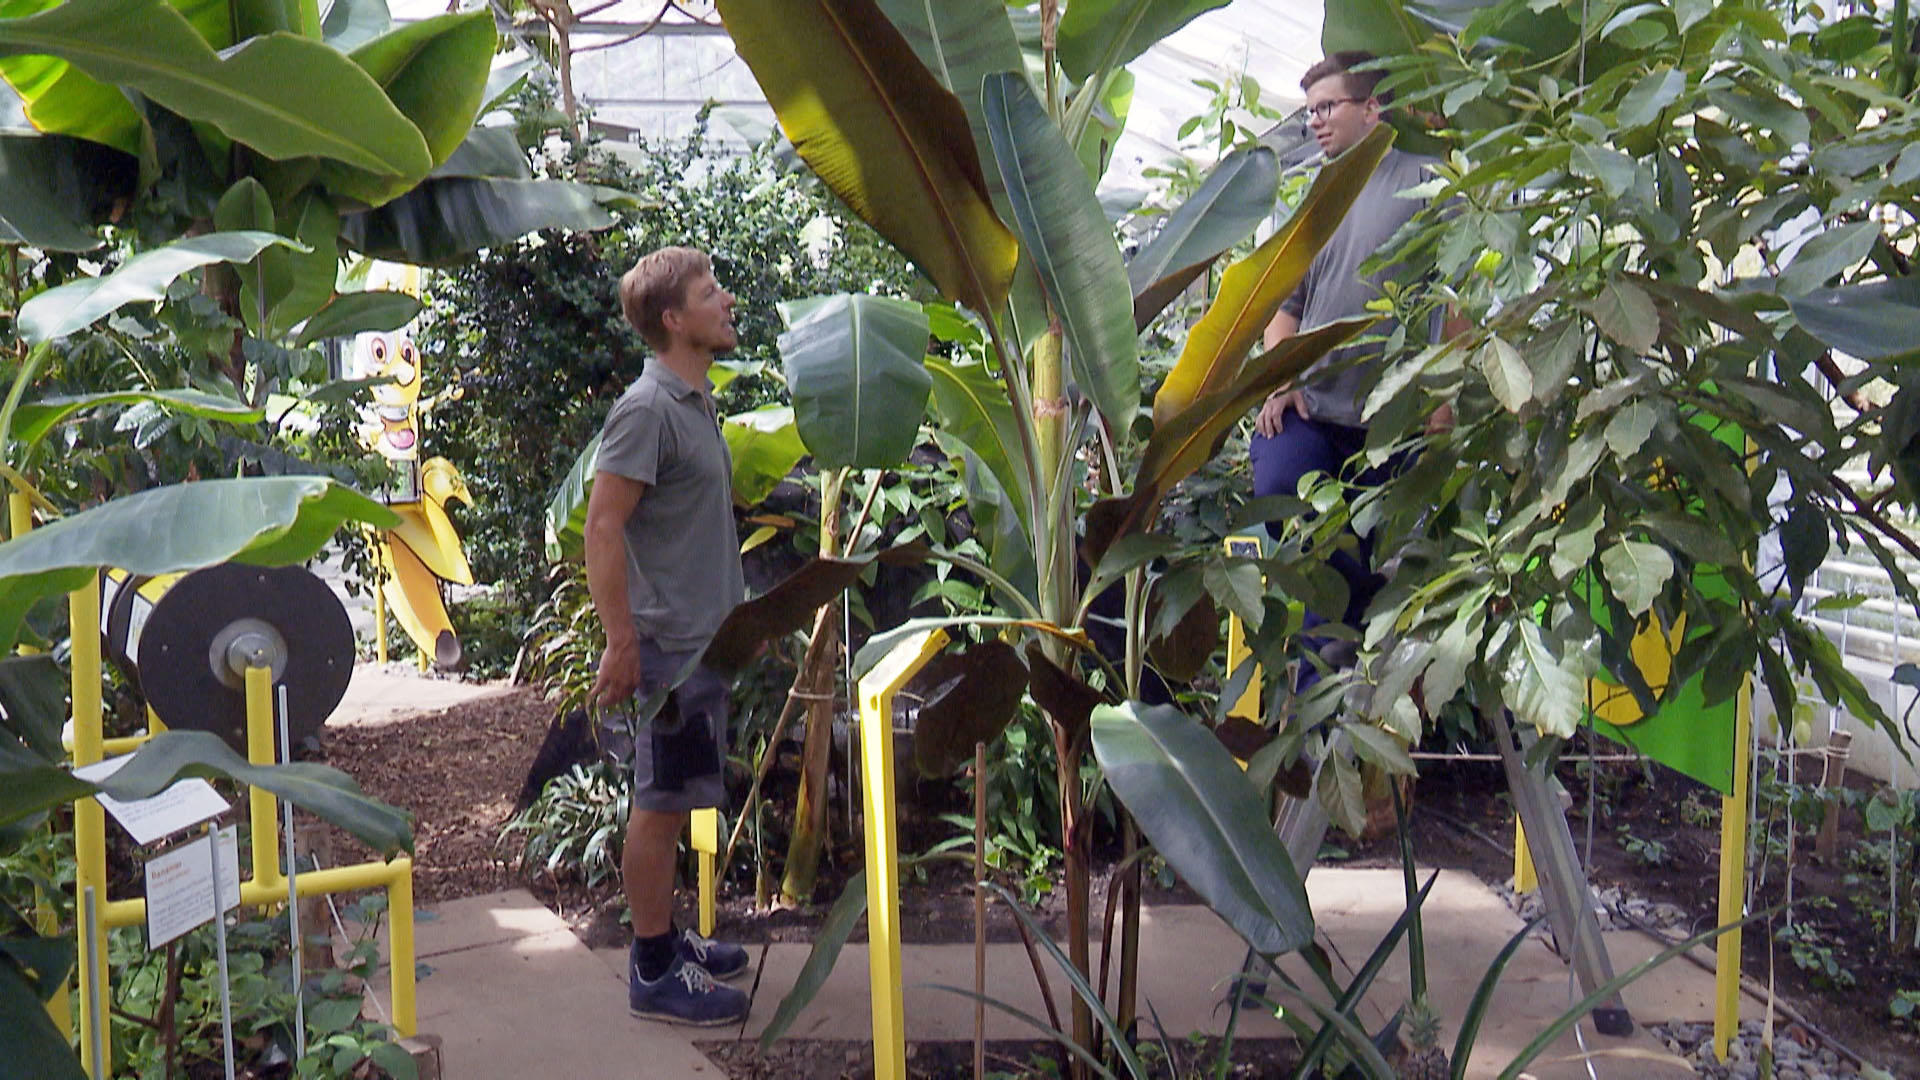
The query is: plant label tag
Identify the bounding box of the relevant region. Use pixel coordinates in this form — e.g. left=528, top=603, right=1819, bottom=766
left=73, top=752, right=230, bottom=846
left=144, top=825, right=241, bottom=950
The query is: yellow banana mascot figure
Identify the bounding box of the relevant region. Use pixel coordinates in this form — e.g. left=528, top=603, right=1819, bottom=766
left=353, top=329, right=474, bottom=669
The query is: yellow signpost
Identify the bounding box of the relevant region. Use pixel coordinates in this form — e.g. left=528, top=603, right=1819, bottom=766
left=692, top=807, right=719, bottom=937
left=855, top=627, right=949, bottom=1080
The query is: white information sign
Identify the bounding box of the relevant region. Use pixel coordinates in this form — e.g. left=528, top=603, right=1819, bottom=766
left=143, top=826, right=241, bottom=950
left=73, top=753, right=230, bottom=845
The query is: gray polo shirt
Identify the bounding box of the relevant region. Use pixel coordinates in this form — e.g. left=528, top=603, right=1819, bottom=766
left=595, top=361, right=745, bottom=652
left=1281, top=146, right=1441, bottom=427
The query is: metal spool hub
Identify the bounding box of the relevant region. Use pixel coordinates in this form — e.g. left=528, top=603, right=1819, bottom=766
left=137, top=563, right=355, bottom=754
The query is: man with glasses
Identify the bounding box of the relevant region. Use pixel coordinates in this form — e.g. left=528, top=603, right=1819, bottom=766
left=1252, top=51, right=1458, bottom=688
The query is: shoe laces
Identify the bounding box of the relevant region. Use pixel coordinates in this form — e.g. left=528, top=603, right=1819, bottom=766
left=675, top=961, right=718, bottom=995
left=681, top=929, right=713, bottom=962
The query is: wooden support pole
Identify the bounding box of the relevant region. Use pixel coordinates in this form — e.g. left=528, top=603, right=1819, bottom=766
left=1813, top=730, right=1853, bottom=863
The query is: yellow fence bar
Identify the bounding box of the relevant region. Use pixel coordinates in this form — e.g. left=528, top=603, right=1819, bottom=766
left=71, top=577, right=110, bottom=1079
left=691, top=808, right=718, bottom=938
left=1713, top=677, right=1753, bottom=1060
left=1223, top=536, right=1262, bottom=720
left=1513, top=819, right=1538, bottom=894
left=245, top=666, right=285, bottom=895
left=856, top=628, right=948, bottom=1080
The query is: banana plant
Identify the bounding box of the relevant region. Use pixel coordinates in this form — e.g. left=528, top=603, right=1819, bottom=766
left=713, top=0, right=1396, bottom=1063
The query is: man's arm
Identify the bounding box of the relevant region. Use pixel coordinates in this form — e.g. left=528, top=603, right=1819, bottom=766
left=1257, top=309, right=1307, bottom=437
left=585, top=470, right=648, bottom=707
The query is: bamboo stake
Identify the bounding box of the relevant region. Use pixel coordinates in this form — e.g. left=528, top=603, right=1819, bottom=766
left=974, top=741, right=987, bottom=1080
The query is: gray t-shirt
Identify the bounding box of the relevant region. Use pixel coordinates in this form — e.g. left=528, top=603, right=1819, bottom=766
left=594, top=361, right=745, bottom=652
left=1282, top=146, right=1441, bottom=427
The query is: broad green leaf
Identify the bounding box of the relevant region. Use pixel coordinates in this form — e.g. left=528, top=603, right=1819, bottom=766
left=1602, top=401, right=1656, bottom=459
left=1616, top=66, right=1685, bottom=129
left=0, top=47, right=144, bottom=159
left=1056, top=0, right=1230, bottom=84
left=320, top=11, right=494, bottom=204
left=926, top=355, right=1027, bottom=531
left=981, top=73, right=1138, bottom=435
left=16, top=231, right=303, bottom=344
left=0, top=477, right=398, bottom=651
left=1777, top=220, right=1879, bottom=297
left=0, top=950, right=84, bottom=1080
left=1, top=730, right=411, bottom=853
left=1503, top=621, right=1584, bottom=738
left=1542, top=430, right=1606, bottom=507
left=293, top=289, right=423, bottom=347
left=1583, top=280, right=1658, bottom=353
left=760, top=869, right=867, bottom=1048
left=1129, top=145, right=1279, bottom=330
left=1421, top=601, right=1484, bottom=714
left=1202, top=559, right=1263, bottom=633
left=1550, top=503, right=1603, bottom=579
left=215, top=178, right=289, bottom=335
left=543, top=432, right=601, bottom=562
left=1154, top=123, right=1392, bottom=427
left=1090, top=701, right=1314, bottom=956
left=715, top=0, right=1018, bottom=322
left=1788, top=274, right=1920, bottom=363
left=1318, top=750, right=1367, bottom=840
left=778, top=293, right=933, bottom=470
left=1110, top=318, right=1372, bottom=558
left=0, top=133, right=110, bottom=251
left=722, top=405, right=807, bottom=505
left=11, top=390, right=262, bottom=449
left=430, top=126, right=531, bottom=181
left=1569, top=144, right=1639, bottom=199
left=0, top=654, right=66, bottom=760
left=266, top=192, right=342, bottom=340
left=338, top=176, right=618, bottom=265
left=951, top=440, right=1036, bottom=603
left=1599, top=539, right=1672, bottom=616
left=0, top=0, right=431, bottom=178
left=321, top=0, right=392, bottom=49
left=1478, top=336, right=1531, bottom=413
left=1343, top=721, right=1415, bottom=776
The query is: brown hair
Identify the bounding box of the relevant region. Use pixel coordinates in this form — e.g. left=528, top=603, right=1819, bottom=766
left=1301, top=50, right=1391, bottom=107
left=619, top=246, right=712, bottom=350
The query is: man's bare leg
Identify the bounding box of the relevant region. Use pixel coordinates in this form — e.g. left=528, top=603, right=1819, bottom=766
left=625, top=807, right=687, bottom=938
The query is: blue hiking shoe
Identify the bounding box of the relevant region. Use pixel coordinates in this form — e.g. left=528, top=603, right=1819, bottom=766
left=628, top=952, right=749, bottom=1027
left=676, top=927, right=749, bottom=980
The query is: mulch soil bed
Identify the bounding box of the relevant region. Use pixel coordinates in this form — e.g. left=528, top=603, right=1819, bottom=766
left=314, top=686, right=1920, bottom=1077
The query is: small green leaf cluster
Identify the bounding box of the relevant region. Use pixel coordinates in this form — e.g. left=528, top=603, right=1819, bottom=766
left=498, top=762, right=631, bottom=892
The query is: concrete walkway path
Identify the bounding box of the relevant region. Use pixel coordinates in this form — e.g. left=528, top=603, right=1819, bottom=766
left=373, top=869, right=1747, bottom=1079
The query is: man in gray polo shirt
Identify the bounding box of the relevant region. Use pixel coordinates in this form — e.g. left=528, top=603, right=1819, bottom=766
left=585, top=245, right=750, bottom=1025
left=1252, top=51, right=1459, bottom=688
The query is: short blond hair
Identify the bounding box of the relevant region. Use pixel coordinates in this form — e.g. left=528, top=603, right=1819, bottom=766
left=620, top=246, right=712, bottom=350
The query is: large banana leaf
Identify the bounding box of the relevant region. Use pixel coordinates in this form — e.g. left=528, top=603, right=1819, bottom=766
left=1129, top=145, right=1279, bottom=331
left=214, top=180, right=340, bottom=340
left=0, top=0, right=432, bottom=178
left=926, top=354, right=1027, bottom=530
left=320, top=0, right=390, bottom=49
left=292, top=288, right=422, bottom=347
left=2, top=729, right=411, bottom=852
left=982, top=72, right=1138, bottom=435
left=1090, top=701, right=1314, bottom=955
left=1152, top=123, right=1392, bottom=428
left=431, top=126, right=532, bottom=181
left=0, top=0, right=145, bottom=158
left=15, top=230, right=303, bottom=344
left=715, top=0, right=1018, bottom=322
left=0, top=476, right=398, bottom=651
left=1788, top=274, right=1920, bottom=363
left=1055, top=0, right=1230, bottom=85
left=10, top=389, right=263, bottom=449
left=0, top=941, right=83, bottom=1080
left=543, top=432, right=601, bottom=562
left=778, top=293, right=933, bottom=470
left=1107, top=318, right=1373, bottom=558
left=950, top=437, right=1036, bottom=603
left=723, top=405, right=807, bottom=505
left=0, top=132, right=116, bottom=251
left=337, top=175, right=618, bottom=265
left=319, top=10, right=493, bottom=205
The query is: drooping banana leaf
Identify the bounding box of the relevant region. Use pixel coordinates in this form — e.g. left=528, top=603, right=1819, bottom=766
left=1055, top=0, right=1232, bottom=86
left=0, top=0, right=146, bottom=158
left=1091, top=700, right=1314, bottom=956
left=927, top=354, right=1028, bottom=532
left=723, top=405, right=807, bottom=506
left=715, top=0, right=1018, bottom=323
left=320, top=10, right=494, bottom=205
left=982, top=72, right=1138, bottom=436
left=543, top=432, right=601, bottom=562
left=15, top=230, right=304, bottom=344
left=777, top=292, right=933, bottom=470
left=0, top=476, right=397, bottom=653
left=1129, top=145, right=1279, bottom=331
left=0, top=0, right=432, bottom=179
left=1152, top=123, right=1391, bottom=428
left=10, top=389, right=263, bottom=449
left=292, top=289, right=422, bottom=347
left=337, top=176, right=619, bottom=265
left=0, top=132, right=124, bottom=250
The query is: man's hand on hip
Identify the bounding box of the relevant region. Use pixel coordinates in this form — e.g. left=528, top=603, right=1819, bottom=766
left=591, top=635, right=643, bottom=708
left=1257, top=389, right=1309, bottom=437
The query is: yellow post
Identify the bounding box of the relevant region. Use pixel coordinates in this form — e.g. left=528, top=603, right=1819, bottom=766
left=691, top=808, right=718, bottom=937
left=1223, top=537, right=1261, bottom=720
left=374, top=577, right=389, bottom=664
left=1513, top=819, right=1538, bottom=894
left=70, top=576, right=110, bottom=1078
left=245, top=666, right=284, bottom=894
left=1713, top=678, right=1753, bottom=1060
left=856, top=628, right=949, bottom=1080
left=389, top=858, right=417, bottom=1037
left=8, top=490, right=29, bottom=541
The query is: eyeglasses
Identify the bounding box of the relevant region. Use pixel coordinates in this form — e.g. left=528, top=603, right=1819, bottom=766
left=1305, top=96, right=1368, bottom=121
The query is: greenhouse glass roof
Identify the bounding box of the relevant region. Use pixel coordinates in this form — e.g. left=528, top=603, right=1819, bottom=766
left=385, top=0, right=1329, bottom=191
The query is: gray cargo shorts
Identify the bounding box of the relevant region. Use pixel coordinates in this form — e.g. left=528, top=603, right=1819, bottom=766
left=601, top=638, right=729, bottom=813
